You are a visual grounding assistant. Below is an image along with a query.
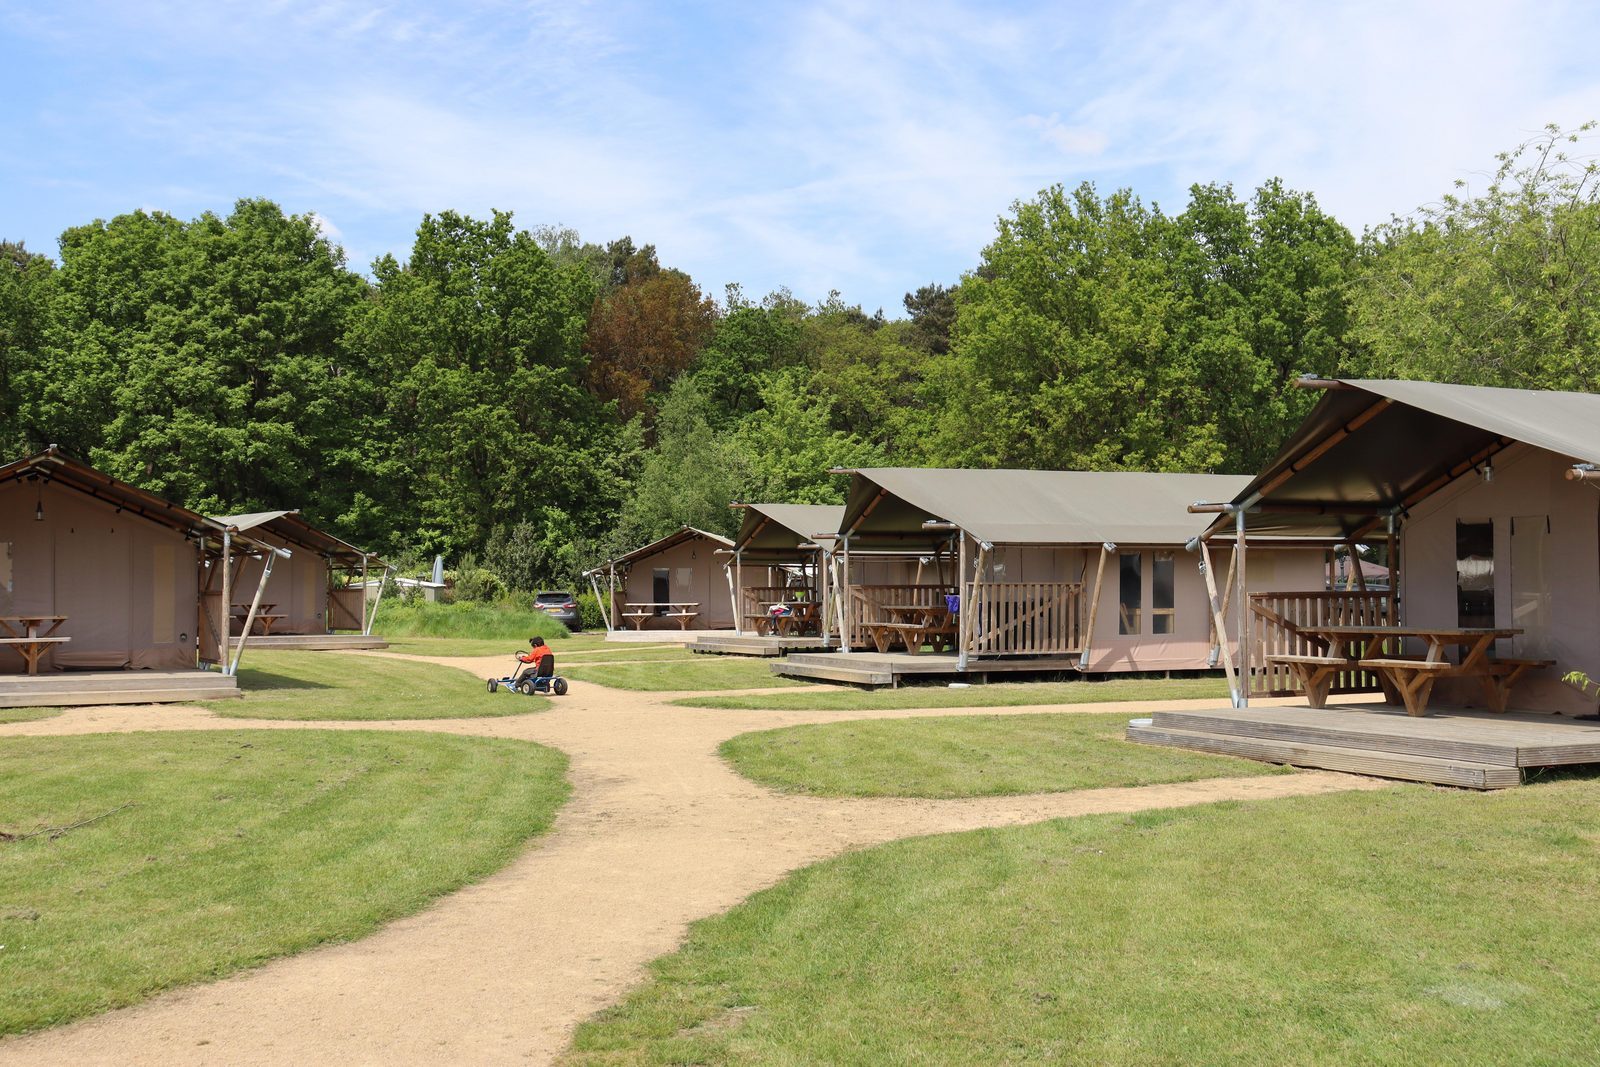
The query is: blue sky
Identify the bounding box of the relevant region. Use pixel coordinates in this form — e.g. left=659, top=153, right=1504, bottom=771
left=6, top=1, right=1600, bottom=315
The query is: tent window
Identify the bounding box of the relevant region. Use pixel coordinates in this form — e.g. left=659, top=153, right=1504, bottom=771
left=1456, top=520, right=1495, bottom=629
left=1151, top=551, right=1175, bottom=635
left=1118, top=552, right=1142, bottom=635
left=0, top=542, right=11, bottom=594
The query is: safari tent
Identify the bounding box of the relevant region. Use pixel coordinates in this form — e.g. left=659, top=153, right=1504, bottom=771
left=777, top=468, right=1328, bottom=685
left=586, top=526, right=736, bottom=633
left=1192, top=377, right=1600, bottom=714
left=211, top=510, right=388, bottom=648
left=0, top=448, right=258, bottom=704
left=726, top=502, right=842, bottom=637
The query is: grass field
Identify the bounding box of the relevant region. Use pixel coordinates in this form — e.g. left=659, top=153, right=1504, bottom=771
left=675, top=675, right=1232, bottom=711
left=382, top=636, right=686, bottom=660
left=0, top=708, right=60, bottom=725
left=375, top=598, right=575, bottom=643
left=567, top=779, right=1600, bottom=1064
left=0, top=730, right=568, bottom=1036
left=563, top=658, right=804, bottom=692
left=721, top=712, right=1286, bottom=797
left=212, top=650, right=549, bottom=719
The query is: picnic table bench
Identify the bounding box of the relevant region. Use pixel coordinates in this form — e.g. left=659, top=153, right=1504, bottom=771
left=869, top=603, right=957, bottom=655
left=755, top=600, right=819, bottom=638
left=621, top=602, right=699, bottom=630
left=1270, top=625, right=1546, bottom=716
left=231, top=604, right=287, bottom=636
left=0, top=615, right=70, bottom=675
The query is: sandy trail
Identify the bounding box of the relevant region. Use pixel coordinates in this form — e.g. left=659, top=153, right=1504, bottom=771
left=0, top=657, right=1388, bottom=1066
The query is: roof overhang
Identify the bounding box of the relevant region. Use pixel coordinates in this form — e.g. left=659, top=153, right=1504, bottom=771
left=1196, top=378, right=1600, bottom=539
left=213, top=509, right=385, bottom=568
left=730, top=503, right=844, bottom=562
left=584, top=526, right=736, bottom=576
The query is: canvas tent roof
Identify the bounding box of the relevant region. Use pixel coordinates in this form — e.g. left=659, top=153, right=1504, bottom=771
left=1199, top=379, right=1600, bottom=539
left=584, top=526, right=734, bottom=575
left=0, top=447, right=264, bottom=554
left=837, top=468, right=1255, bottom=550
left=733, top=503, right=842, bottom=553
left=212, top=509, right=384, bottom=568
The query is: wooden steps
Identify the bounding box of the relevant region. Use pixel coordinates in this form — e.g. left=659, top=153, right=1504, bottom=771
left=0, top=670, right=240, bottom=708
left=691, top=635, right=828, bottom=658
left=1128, top=724, right=1523, bottom=790
left=769, top=658, right=894, bottom=687
left=1125, top=703, right=1600, bottom=789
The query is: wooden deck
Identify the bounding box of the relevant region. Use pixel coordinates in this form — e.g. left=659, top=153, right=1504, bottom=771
left=776, top=651, right=1091, bottom=687
left=690, top=634, right=830, bottom=658
left=228, top=634, right=389, bottom=651
left=603, top=629, right=715, bottom=645
left=1127, top=702, right=1600, bottom=789
left=0, top=669, right=241, bottom=708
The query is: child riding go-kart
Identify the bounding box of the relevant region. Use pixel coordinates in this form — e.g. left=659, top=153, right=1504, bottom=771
left=487, top=637, right=569, bottom=696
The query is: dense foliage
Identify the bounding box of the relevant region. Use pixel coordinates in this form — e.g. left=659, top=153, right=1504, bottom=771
left=3, top=127, right=1596, bottom=589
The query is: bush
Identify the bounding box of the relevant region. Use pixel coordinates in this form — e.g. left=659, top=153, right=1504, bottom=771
left=443, top=552, right=506, bottom=603
left=375, top=599, right=571, bottom=642
left=577, top=591, right=608, bottom=631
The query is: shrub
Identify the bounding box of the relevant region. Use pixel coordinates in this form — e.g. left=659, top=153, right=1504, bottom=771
left=577, top=591, right=607, bottom=631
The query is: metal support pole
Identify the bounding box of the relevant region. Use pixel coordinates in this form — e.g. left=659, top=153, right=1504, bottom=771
left=956, top=530, right=970, bottom=672
left=734, top=548, right=744, bottom=636
left=839, top=535, right=852, bottom=653
left=219, top=531, right=231, bottom=669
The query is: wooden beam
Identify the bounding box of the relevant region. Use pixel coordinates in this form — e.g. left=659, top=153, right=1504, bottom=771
left=1251, top=397, right=1394, bottom=503
left=846, top=488, right=888, bottom=536
left=1077, top=544, right=1112, bottom=670
left=1199, top=539, right=1239, bottom=702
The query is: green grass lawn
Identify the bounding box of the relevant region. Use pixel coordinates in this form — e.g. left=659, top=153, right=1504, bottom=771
left=563, top=658, right=804, bottom=692
left=675, top=675, right=1231, bottom=710
left=380, top=635, right=684, bottom=659
left=0, top=707, right=60, bottom=725
left=0, top=730, right=568, bottom=1036
left=566, top=779, right=1600, bottom=1065
left=721, top=712, right=1285, bottom=797
left=212, top=650, right=549, bottom=720
left=374, top=598, right=573, bottom=643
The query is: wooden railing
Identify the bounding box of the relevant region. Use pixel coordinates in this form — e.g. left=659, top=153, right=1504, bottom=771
left=847, top=584, right=954, bottom=648
left=967, top=581, right=1084, bottom=655
left=1249, top=590, right=1393, bottom=697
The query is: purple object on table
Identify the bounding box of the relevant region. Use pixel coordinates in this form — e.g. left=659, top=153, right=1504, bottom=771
left=945, top=594, right=960, bottom=615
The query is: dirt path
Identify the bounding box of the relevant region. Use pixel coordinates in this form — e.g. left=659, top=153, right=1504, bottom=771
left=0, top=659, right=1390, bottom=1066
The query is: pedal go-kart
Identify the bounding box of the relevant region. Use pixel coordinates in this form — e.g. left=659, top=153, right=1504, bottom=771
left=487, top=651, right=569, bottom=696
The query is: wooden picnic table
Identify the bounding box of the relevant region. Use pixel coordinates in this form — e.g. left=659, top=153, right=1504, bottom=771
left=231, top=604, right=287, bottom=636
left=1278, top=624, right=1540, bottom=716
left=621, top=602, right=700, bottom=630
left=761, top=600, right=820, bottom=637
left=870, top=603, right=957, bottom=655
left=0, top=615, right=71, bottom=675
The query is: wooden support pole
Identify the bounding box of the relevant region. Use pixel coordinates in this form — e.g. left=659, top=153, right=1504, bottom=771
left=588, top=572, right=612, bottom=631
left=724, top=559, right=739, bottom=635
left=364, top=563, right=391, bottom=636
left=1199, top=539, right=1239, bottom=702
left=1077, top=544, right=1112, bottom=670
left=1345, top=538, right=1368, bottom=593
left=1235, top=509, right=1250, bottom=707
left=229, top=548, right=280, bottom=676
left=956, top=531, right=970, bottom=672
left=734, top=548, right=744, bottom=636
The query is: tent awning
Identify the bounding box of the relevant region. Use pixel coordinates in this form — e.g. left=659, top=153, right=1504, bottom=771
left=732, top=503, right=843, bottom=561
left=212, top=509, right=385, bottom=568
left=584, top=526, right=735, bottom=575
left=837, top=468, right=1256, bottom=550
left=1199, top=379, right=1600, bottom=538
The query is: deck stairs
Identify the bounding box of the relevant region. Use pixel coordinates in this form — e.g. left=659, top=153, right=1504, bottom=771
left=0, top=669, right=241, bottom=708
left=1126, top=705, right=1600, bottom=789
left=691, top=634, right=828, bottom=657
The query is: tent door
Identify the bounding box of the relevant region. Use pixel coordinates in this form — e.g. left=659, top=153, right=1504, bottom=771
left=1510, top=515, right=1552, bottom=659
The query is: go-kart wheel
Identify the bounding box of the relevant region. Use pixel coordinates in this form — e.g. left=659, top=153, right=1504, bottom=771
left=518, top=679, right=536, bottom=695
left=487, top=679, right=498, bottom=693
left=553, top=678, right=569, bottom=696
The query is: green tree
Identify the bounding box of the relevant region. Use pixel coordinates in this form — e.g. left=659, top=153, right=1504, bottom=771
left=691, top=288, right=807, bottom=425
left=613, top=377, right=748, bottom=545
left=26, top=200, right=367, bottom=515
left=0, top=241, right=55, bottom=453
left=583, top=247, right=717, bottom=419
left=734, top=370, right=886, bottom=503
left=347, top=209, right=613, bottom=555
left=1350, top=123, right=1600, bottom=391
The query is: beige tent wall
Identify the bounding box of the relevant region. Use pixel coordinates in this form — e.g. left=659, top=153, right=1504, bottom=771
left=230, top=531, right=331, bottom=634
left=978, top=542, right=1324, bottom=672
left=619, top=535, right=734, bottom=629
left=0, top=479, right=198, bottom=672
left=1401, top=443, right=1599, bottom=713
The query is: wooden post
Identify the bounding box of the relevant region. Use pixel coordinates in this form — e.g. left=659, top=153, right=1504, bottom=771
left=839, top=535, right=852, bottom=653
left=956, top=531, right=970, bottom=672
left=364, top=564, right=391, bottom=636
left=587, top=572, right=611, bottom=631
left=1235, top=508, right=1249, bottom=708
left=1345, top=538, right=1368, bottom=593
left=229, top=547, right=280, bottom=675
left=735, top=548, right=745, bottom=636
left=1386, top=512, right=1399, bottom=625
left=1199, top=539, right=1239, bottom=703
left=1077, top=544, right=1112, bottom=670
left=724, top=560, right=739, bottom=634
left=219, top=530, right=231, bottom=671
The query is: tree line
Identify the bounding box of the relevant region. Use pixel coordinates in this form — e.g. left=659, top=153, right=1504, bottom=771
left=1, top=125, right=1595, bottom=587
